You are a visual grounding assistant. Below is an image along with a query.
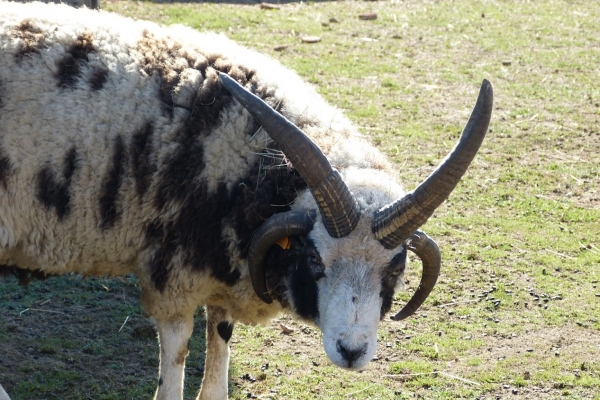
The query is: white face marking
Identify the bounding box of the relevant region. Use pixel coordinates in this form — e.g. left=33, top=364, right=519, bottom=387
left=308, top=217, right=405, bottom=370
left=316, top=260, right=382, bottom=369
left=286, top=169, right=408, bottom=370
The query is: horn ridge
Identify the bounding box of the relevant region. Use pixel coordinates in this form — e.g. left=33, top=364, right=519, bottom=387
left=312, top=170, right=360, bottom=237
left=373, top=79, right=493, bottom=249
left=219, top=72, right=360, bottom=238
left=391, top=230, right=440, bottom=321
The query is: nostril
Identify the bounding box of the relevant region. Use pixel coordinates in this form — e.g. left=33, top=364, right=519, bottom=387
left=336, top=339, right=367, bottom=365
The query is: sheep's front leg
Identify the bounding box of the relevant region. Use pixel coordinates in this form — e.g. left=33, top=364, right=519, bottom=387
left=154, top=315, right=195, bottom=400
left=198, top=305, right=234, bottom=400
left=0, top=384, right=11, bottom=400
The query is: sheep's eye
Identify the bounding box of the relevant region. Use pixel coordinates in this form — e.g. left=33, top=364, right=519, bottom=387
left=310, top=265, right=325, bottom=281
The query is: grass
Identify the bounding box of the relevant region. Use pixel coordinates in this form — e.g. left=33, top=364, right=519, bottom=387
left=1, top=0, right=600, bottom=399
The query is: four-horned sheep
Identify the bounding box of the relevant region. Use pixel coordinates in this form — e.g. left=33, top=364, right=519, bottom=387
left=0, top=2, right=493, bottom=399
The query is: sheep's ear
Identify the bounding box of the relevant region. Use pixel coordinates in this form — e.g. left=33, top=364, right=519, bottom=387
left=247, top=210, right=317, bottom=303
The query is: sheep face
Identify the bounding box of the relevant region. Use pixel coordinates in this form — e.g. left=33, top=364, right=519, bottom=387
left=312, top=219, right=407, bottom=370
left=264, top=189, right=407, bottom=370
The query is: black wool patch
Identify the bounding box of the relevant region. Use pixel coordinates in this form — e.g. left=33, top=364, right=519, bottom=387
left=380, top=248, right=407, bottom=319
left=148, top=181, right=241, bottom=291
left=0, top=149, right=10, bottom=188
left=89, top=69, right=108, bottom=91
left=135, top=31, right=269, bottom=119
left=133, top=35, right=296, bottom=289
left=130, top=122, right=156, bottom=198
left=148, top=105, right=238, bottom=290
left=36, top=148, right=78, bottom=220
left=146, top=68, right=238, bottom=289
left=37, top=167, right=59, bottom=212
left=147, top=115, right=303, bottom=290
left=149, top=136, right=304, bottom=290
left=135, top=32, right=188, bottom=117
left=216, top=321, right=234, bottom=343
left=12, top=20, right=45, bottom=62
left=229, top=147, right=308, bottom=259
left=264, top=236, right=322, bottom=321
left=99, top=136, right=125, bottom=229
left=63, top=147, right=78, bottom=183
left=152, top=71, right=232, bottom=210
left=144, top=61, right=243, bottom=288
left=145, top=222, right=172, bottom=291
left=57, top=33, right=95, bottom=89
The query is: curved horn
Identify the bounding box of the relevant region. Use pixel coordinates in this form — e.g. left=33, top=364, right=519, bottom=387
left=219, top=72, right=359, bottom=238
left=391, top=231, right=440, bottom=321
left=373, top=80, right=493, bottom=249
left=248, top=210, right=317, bottom=303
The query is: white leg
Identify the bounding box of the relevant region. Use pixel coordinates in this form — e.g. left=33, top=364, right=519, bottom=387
left=0, top=384, right=11, bottom=400
left=154, top=314, right=195, bottom=400
left=197, top=306, right=234, bottom=400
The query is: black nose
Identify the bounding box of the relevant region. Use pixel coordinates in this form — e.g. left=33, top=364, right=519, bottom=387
left=336, top=340, right=367, bottom=367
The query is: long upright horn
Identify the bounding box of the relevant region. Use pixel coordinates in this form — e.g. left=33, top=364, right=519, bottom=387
left=219, top=72, right=359, bottom=238
left=373, top=80, right=493, bottom=249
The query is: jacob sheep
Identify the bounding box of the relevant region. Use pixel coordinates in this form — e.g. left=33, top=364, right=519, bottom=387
left=0, top=2, right=493, bottom=399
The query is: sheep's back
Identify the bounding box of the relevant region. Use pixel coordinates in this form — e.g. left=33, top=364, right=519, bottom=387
left=0, top=2, right=388, bottom=283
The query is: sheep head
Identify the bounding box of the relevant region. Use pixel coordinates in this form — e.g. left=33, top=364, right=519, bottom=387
left=220, top=73, right=493, bottom=369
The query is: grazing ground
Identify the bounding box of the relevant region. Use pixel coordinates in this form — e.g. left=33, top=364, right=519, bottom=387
left=1, top=0, right=599, bottom=399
